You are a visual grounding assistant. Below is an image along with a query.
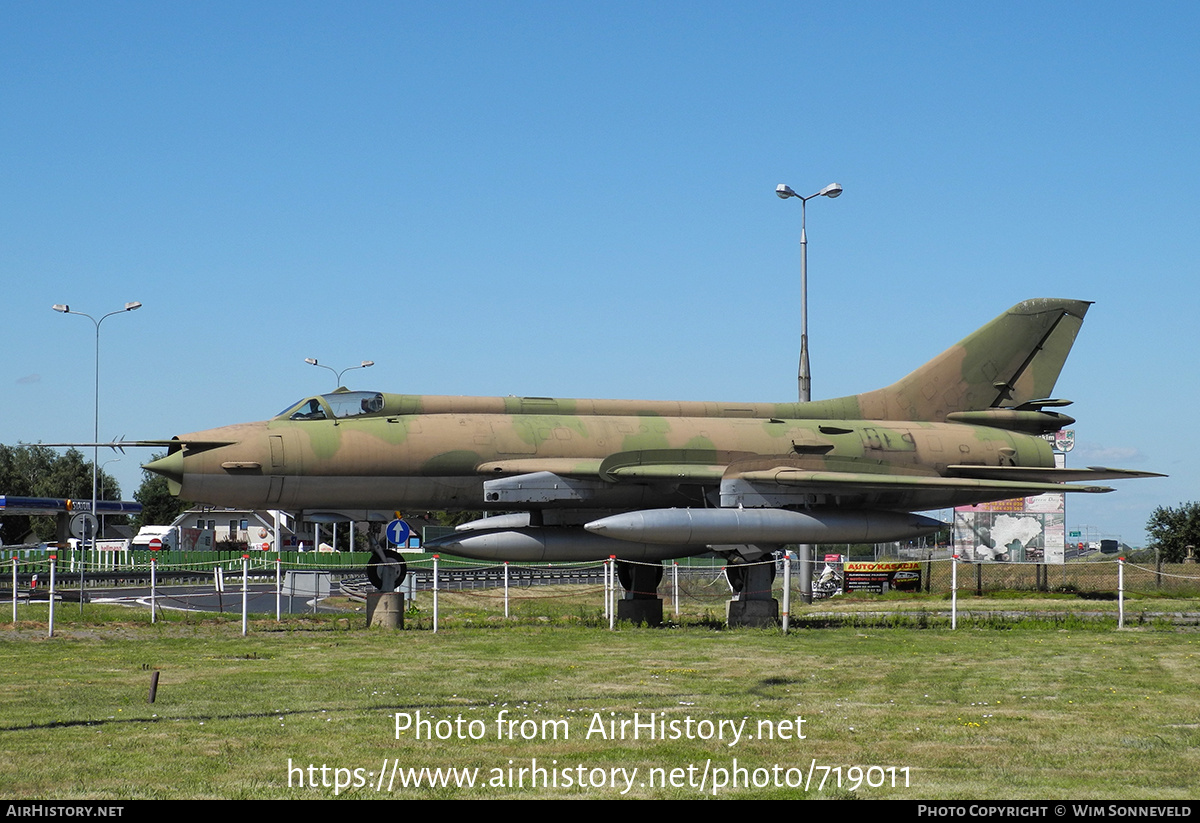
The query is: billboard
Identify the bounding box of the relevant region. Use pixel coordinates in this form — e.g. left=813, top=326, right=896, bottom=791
left=953, top=452, right=1068, bottom=563
left=843, top=561, right=922, bottom=594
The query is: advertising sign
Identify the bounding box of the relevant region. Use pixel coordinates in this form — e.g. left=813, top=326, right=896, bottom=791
left=843, top=561, right=922, bottom=594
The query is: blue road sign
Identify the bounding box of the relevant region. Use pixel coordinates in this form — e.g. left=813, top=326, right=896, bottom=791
left=386, top=519, right=411, bottom=546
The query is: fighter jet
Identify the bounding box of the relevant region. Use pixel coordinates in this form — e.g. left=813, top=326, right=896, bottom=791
left=143, top=298, right=1158, bottom=591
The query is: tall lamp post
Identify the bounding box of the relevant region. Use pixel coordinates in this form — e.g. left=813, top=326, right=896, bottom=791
left=51, top=301, right=142, bottom=604
left=304, top=358, right=374, bottom=389
left=775, top=182, right=842, bottom=402
left=776, top=182, right=842, bottom=606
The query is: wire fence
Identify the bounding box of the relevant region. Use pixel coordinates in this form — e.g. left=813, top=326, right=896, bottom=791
left=0, top=547, right=363, bottom=577
left=923, top=557, right=1200, bottom=597
left=5, top=548, right=1200, bottom=632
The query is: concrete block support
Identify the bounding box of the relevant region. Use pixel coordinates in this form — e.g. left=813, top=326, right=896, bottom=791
left=726, top=598, right=779, bottom=628
left=367, top=592, right=405, bottom=628
left=726, top=558, right=779, bottom=628
left=617, top=598, right=664, bottom=626
left=616, top=561, right=665, bottom=626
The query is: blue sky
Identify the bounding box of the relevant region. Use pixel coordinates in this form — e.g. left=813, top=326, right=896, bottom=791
left=2, top=2, right=1195, bottom=544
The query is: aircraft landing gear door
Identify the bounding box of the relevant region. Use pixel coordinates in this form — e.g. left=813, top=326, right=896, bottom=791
left=267, top=432, right=300, bottom=507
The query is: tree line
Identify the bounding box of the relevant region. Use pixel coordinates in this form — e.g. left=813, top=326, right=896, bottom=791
left=0, top=444, right=122, bottom=543
left=0, top=444, right=188, bottom=543
left=1146, top=502, right=1200, bottom=563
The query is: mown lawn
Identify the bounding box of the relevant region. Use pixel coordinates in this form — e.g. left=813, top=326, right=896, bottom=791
left=1, top=601, right=1197, bottom=799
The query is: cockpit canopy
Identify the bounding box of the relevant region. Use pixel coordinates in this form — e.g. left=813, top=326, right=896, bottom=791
left=277, top=391, right=385, bottom=421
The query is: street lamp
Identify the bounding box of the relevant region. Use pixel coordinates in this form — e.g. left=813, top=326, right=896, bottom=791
left=775, top=182, right=842, bottom=402
left=51, top=300, right=142, bottom=605
left=304, top=358, right=375, bottom=389
left=776, top=183, right=841, bottom=606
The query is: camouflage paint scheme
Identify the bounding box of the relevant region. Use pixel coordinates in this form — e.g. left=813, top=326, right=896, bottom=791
left=144, top=299, right=1157, bottom=561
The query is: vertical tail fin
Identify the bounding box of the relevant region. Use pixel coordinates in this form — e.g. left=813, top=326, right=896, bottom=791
left=804, top=298, right=1092, bottom=422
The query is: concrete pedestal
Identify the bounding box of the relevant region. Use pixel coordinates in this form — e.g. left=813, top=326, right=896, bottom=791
left=617, top=598, right=664, bottom=626
left=615, top=561, right=665, bottom=626
left=367, top=592, right=405, bottom=628
left=725, top=557, right=779, bottom=627
left=726, top=598, right=779, bottom=628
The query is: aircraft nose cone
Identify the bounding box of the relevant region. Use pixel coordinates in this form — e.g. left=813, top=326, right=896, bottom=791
left=143, top=451, right=185, bottom=495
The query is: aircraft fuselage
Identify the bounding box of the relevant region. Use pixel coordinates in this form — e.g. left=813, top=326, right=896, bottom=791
left=149, top=392, right=1056, bottom=514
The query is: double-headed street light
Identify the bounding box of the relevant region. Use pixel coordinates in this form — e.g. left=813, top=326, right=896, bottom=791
left=51, top=300, right=142, bottom=605
left=51, top=301, right=143, bottom=518
left=775, top=182, right=842, bottom=402
left=305, top=358, right=375, bottom=389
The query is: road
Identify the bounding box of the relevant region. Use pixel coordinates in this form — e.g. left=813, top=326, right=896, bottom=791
left=88, top=582, right=346, bottom=615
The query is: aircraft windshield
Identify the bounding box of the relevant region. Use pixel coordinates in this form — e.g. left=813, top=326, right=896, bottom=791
left=325, top=391, right=385, bottom=418
left=279, top=391, right=385, bottom=421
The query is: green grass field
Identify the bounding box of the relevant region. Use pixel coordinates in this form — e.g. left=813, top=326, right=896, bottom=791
left=2, top=593, right=1199, bottom=800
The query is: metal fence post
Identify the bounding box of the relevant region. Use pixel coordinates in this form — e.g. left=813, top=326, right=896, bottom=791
left=951, top=554, right=959, bottom=630
left=432, top=555, right=439, bottom=633
left=608, top=557, right=615, bottom=631
left=241, top=554, right=248, bottom=636
left=1118, top=556, right=1125, bottom=629
left=150, top=558, right=157, bottom=624
left=782, top=552, right=792, bottom=634
left=673, top=562, right=679, bottom=618
left=48, top=555, right=56, bottom=638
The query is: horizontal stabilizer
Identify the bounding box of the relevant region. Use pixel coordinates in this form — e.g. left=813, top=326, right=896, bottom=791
left=735, top=467, right=1114, bottom=495
left=947, top=465, right=1166, bottom=483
